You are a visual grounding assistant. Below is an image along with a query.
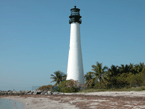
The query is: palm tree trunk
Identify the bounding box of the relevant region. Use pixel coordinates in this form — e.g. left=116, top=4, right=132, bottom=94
left=99, top=78, right=102, bottom=89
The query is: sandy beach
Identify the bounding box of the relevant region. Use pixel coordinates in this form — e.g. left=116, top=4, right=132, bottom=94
left=2, top=95, right=78, bottom=109
left=1, top=91, right=145, bottom=109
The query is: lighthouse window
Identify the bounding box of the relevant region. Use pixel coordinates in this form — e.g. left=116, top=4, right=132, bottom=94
left=71, top=18, right=75, bottom=21
left=71, top=11, right=79, bottom=15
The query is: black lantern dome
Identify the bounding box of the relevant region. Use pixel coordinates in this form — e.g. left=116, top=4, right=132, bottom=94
left=69, top=6, right=82, bottom=24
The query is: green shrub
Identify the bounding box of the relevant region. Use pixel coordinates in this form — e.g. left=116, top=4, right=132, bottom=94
left=129, top=73, right=142, bottom=87
left=38, top=85, right=53, bottom=91
left=94, top=82, right=107, bottom=89
left=58, top=80, right=81, bottom=93
left=141, top=86, right=145, bottom=90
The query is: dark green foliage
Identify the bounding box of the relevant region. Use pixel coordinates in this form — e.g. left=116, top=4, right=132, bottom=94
left=84, top=62, right=145, bottom=90
left=51, top=71, right=66, bottom=86
left=52, top=86, right=59, bottom=92
left=94, top=81, right=108, bottom=89
left=58, top=80, right=81, bottom=93
left=108, top=65, right=119, bottom=76
left=141, top=67, right=145, bottom=85
left=84, top=72, right=95, bottom=88
left=91, top=62, right=108, bottom=88
left=116, top=73, right=129, bottom=86
left=48, top=62, right=145, bottom=93
left=38, top=85, right=53, bottom=91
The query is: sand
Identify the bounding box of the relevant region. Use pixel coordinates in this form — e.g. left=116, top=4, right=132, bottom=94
left=2, top=91, right=145, bottom=109
left=80, top=91, right=145, bottom=97
left=3, top=95, right=79, bottom=109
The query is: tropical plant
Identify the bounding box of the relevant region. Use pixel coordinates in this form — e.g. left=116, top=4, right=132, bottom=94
left=116, top=73, right=129, bottom=86
left=129, top=63, right=137, bottom=74
left=38, top=85, right=53, bottom=91
left=91, top=62, right=108, bottom=88
left=51, top=71, right=66, bottom=86
left=84, top=72, right=95, bottom=88
left=134, top=62, right=145, bottom=73
left=118, top=64, right=130, bottom=74
left=58, top=80, right=81, bottom=93
left=108, top=65, right=119, bottom=76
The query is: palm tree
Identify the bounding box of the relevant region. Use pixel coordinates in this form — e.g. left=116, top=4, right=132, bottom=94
left=51, top=71, right=66, bottom=86
left=134, top=62, right=145, bottom=73
left=91, top=62, right=108, bottom=88
left=119, top=64, right=130, bottom=74
left=84, top=72, right=95, bottom=88
left=108, top=65, right=119, bottom=76
left=129, top=63, right=135, bottom=74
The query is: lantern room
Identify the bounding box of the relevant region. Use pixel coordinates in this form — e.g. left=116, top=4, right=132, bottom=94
left=69, top=6, right=82, bottom=24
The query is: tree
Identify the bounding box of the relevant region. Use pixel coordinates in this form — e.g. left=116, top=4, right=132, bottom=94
left=134, top=62, right=145, bottom=73
left=118, top=64, right=130, bottom=74
left=51, top=71, right=66, bottom=86
left=129, top=63, right=136, bottom=74
left=84, top=72, right=95, bottom=88
left=108, top=65, right=119, bottom=76
left=91, top=62, right=108, bottom=88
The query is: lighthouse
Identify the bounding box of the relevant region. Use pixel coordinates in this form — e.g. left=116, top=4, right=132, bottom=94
left=66, top=6, right=84, bottom=85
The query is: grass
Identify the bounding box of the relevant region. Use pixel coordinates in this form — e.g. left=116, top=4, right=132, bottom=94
left=78, top=86, right=145, bottom=93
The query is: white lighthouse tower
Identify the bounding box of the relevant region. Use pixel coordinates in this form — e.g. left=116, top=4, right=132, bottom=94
left=66, top=6, right=84, bottom=85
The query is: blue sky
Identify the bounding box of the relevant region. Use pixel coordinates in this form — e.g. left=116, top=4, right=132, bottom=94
left=0, top=0, right=145, bottom=91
